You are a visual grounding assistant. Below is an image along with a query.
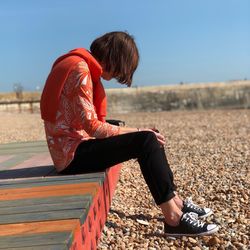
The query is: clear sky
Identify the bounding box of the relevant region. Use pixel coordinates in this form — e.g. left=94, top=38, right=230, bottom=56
left=0, top=0, right=249, bottom=92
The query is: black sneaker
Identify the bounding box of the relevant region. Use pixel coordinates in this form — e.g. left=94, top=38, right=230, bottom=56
left=182, top=197, right=212, bottom=218
left=164, top=212, right=219, bottom=237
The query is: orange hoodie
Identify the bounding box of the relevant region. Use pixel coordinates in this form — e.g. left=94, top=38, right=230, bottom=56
left=40, top=49, right=120, bottom=171
left=40, top=48, right=107, bottom=122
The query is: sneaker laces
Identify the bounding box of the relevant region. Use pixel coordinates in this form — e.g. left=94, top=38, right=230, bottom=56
left=185, top=197, right=203, bottom=212
left=182, top=212, right=205, bottom=228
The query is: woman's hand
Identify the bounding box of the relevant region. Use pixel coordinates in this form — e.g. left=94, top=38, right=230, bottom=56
left=119, top=126, right=166, bottom=146
left=139, top=128, right=166, bottom=146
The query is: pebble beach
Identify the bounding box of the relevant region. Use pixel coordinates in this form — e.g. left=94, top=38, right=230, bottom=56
left=0, top=109, right=249, bottom=249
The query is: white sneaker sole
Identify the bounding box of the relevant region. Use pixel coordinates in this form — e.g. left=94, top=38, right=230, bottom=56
left=165, top=225, right=219, bottom=237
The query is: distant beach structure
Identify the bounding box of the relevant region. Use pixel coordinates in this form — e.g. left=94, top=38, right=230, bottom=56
left=0, top=80, right=250, bottom=113
left=106, top=80, right=250, bottom=113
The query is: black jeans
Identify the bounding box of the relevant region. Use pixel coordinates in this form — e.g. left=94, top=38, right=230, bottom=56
left=61, top=131, right=176, bottom=205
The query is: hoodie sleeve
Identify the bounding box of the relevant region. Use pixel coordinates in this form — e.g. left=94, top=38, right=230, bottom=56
left=72, top=61, right=120, bottom=138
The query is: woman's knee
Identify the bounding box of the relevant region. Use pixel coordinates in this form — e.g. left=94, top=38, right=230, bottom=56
left=139, top=131, right=159, bottom=150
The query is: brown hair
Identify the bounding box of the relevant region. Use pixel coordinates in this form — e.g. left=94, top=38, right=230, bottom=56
left=90, top=31, right=139, bottom=86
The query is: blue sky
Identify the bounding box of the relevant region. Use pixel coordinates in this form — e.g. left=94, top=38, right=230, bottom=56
left=0, top=0, right=249, bottom=92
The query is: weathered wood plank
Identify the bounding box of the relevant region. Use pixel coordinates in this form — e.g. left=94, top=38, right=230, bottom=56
left=1, top=188, right=96, bottom=202
left=0, top=195, right=91, bottom=208
left=0, top=153, right=34, bottom=169
left=0, top=165, right=55, bottom=179
left=0, top=187, right=98, bottom=202
left=3, top=245, right=67, bottom=250
left=0, top=207, right=89, bottom=225
left=0, top=219, right=80, bottom=236
left=0, top=141, right=47, bottom=150
left=0, top=182, right=99, bottom=197
left=0, top=147, right=48, bottom=155
left=0, top=176, right=103, bottom=189
left=0, top=200, right=87, bottom=215
left=0, top=172, right=105, bottom=186
left=11, top=153, right=52, bottom=169
left=0, top=232, right=72, bottom=249
left=3, top=245, right=68, bottom=250
left=0, top=155, right=14, bottom=165
left=0, top=141, right=120, bottom=250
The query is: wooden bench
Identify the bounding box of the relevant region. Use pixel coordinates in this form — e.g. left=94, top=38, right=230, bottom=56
left=0, top=141, right=121, bottom=250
